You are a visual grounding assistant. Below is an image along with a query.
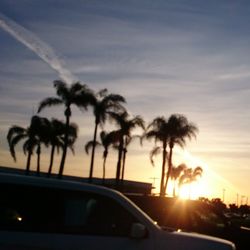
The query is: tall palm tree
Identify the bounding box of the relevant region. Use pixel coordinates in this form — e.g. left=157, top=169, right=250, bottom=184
left=144, top=117, right=170, bottom=196
left=88, top=89, right=125, bottom=183
left=109, top=111, right=145, bottom=186
left=7, top=115, right=49, bottom=175
left=32, top=116, right=50, bottom=176
left=179, top=166, right=203, bottom=199
left=85, top=130, right=118, bottom=183
left=38, top=80, right=94, bottom=178
left=170, top=163, right=187, bottom=197
left=47, top=119, right=78, bottom=177
left=163, top=114, right=198, bottom=195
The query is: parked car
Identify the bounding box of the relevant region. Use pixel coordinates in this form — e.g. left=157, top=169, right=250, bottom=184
left=0, top=173, right=235, bottom=250
left=126, top=194, right=250, bottom=250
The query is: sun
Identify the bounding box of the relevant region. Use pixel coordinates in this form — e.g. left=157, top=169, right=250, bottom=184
left=178, top=181, right=206, bottom=200
left=173, top=149, right=210, bottom=200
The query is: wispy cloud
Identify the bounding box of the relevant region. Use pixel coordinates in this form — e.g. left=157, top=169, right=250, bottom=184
left=0, top=12, right=77, bottom=84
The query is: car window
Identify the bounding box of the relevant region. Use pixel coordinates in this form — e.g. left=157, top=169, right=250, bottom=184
left=62, top=191, right=139, bottom=236
left=0, top=183, right=62, bottom=232
left=0, top=183, right=138, bottom=237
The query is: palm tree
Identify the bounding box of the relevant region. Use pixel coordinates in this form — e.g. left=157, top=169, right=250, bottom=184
left=47, top=119, right=78, bottom=177
left=7, top=124, right=32, bottom=174
left=47, top=119, right=64, bottom=177
left=179, top=166, right=203, bottom=199
left=85, top=130, right=117, bottom=183
left=33, top=116, right=50, bottom=176
left=170, top=163, right=187, bottom=197
left=109, top=111, right=145, bottom=186
left=88, top=89, right=125, bottom=183
left=38, top=80, right=94, bottom=178
left=163, top=114, right=198, bottom=195
left=144, top=116, right=170, bottom=196
left=7, top=115, right=49, bottom=175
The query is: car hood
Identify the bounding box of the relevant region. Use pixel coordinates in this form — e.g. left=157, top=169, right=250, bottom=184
left=157, top=227, right=235, bottom=250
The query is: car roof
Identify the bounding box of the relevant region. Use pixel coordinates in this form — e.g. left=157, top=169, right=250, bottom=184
left=0, top=172, right=159, bottom=228
left=0, top=172, right=122, bottom=197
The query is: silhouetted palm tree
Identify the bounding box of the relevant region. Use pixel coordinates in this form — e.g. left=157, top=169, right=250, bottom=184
left=109, top=111, right=145, bottom=185
left=179, top=166, right=203, bottom=199
left=163, top=114, right=198, bottom=195
left=145, top=114, right=198, bottom=196
left=88, top=89, right=125, bottom=182
left=33, top=116, right=50, bottom=175
left=144, top=116, right=169, bottom=196
left=170, top=163, right=187, bottom=197
left=47, top=119, right=64, bottom=176
left=7, top=115, right=49, bottom=175
left=38, top=80, right=94, bottom=178
left=47, top=119, right=78, bottom=177
left=85, top=130, right=117, bottom=183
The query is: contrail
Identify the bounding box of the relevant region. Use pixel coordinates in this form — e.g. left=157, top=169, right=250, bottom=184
left=0, top=12, right=77, bottom=84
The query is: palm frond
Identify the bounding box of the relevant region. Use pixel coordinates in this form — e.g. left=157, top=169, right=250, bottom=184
left=150, top=146, right=161, bottom=166
left=75, top=86, right=95, bottom=110
left=53, top=80, right=69, bottom=99
left=85, top=140, right=101, bottom=154
left=23, top=139, right=36, bottom=155
left=7, top=126, right=26, bottom=143
left=71, top=82, right=84, bottom=93
left=103, top=93, right=126, bottom=105
left=130, top=115, right=145, bottom=130
left=147, top=116, right=166, bottom=130
left=37, top=97, right=63, bottom=113
left=68, top=144, right=75, bottom=155
left=8, top=134, right=27, bottom=160
left=97, top=88, right=108, bottom=97
left=145, top=130, right=160, bottom=144
left=108, top=111, right=128, bottom=126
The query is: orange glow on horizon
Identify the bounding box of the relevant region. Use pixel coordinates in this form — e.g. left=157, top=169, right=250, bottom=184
left=170, top=149, right=241, bottom=204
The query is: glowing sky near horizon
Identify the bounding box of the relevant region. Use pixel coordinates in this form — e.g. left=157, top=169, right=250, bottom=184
left=0, top=0, right=250, bottom=204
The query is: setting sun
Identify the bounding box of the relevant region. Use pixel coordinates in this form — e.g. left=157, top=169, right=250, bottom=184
left=178, top=181, right=205, bottom=200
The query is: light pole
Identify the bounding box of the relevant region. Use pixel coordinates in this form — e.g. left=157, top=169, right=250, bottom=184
left=150, top=177, right=159, bottom=194
left=222, top=188, right=225, bottom=203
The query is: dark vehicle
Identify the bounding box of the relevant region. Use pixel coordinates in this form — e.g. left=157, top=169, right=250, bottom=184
left=0, top=173, right=235, bottom=250
left=126, top=194, right=250, bottom=250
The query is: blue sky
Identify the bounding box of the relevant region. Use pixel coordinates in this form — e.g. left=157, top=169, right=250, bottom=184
left=1, top=0, right=250, bottom=203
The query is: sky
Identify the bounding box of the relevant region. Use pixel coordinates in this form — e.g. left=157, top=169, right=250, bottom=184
left=0, top=0, right=250, bottom=204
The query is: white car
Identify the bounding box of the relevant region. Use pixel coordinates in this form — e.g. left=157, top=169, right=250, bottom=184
left=0, top=173, right=235, bottom=250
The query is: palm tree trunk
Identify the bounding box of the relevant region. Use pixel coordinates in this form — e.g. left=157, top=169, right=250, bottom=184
left=58, top=111, right=70, bottom=178
left=36, top=144, right=41, bottom=176
left=164, top=146, right=173, bottom=195
left=25, top=150, right=32, bottom=175
left=102, top=156, right=107, bottom=185
left=121, top=148, right=127, bottom=181
left=116, top=137, right=124, bottom=188
left=160, top=143, right=167, bottom=196
left=47, top=145, right=55, bottom=177
left=89, top=122, right=98, bottom=183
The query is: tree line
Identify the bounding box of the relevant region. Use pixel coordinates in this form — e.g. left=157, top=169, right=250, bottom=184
left=7, top=80, right=200, bottom=196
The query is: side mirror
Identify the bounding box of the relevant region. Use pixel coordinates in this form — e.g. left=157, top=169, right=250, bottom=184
left=130, top=223, right=147, bottom=239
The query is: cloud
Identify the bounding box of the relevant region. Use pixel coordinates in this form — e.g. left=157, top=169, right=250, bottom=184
left=0, top=12, right=77, bottom=84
